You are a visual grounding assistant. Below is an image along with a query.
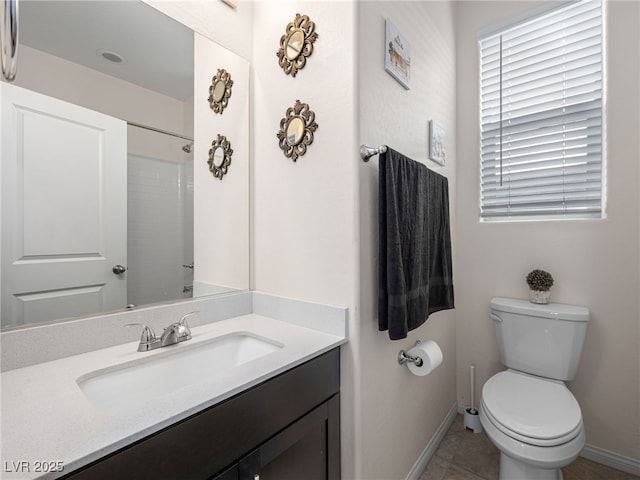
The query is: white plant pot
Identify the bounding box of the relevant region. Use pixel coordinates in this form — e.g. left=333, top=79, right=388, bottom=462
left=529, top=289, right=551, bottom=304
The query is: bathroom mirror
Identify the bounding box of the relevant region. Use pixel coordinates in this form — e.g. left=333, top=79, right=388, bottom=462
left=0, top=1, right=249, bottom=330
left=277, top=100, right=318, bottom=161
left=276, top=14, right=318, bottom=77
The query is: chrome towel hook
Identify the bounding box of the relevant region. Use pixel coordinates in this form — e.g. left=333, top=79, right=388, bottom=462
left=1, top=0, right=18, bottom=81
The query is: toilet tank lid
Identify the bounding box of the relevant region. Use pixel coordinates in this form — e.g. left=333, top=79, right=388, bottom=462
left=491, top=297, right=590, bottom=322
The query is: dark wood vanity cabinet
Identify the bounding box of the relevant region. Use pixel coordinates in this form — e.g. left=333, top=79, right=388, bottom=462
left=62, top=349, right=340, bottom=480
left=214, top=394, right=339, bottom=480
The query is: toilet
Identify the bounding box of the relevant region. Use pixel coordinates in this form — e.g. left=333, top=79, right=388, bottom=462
left=480, top=297, right=590, bottom=480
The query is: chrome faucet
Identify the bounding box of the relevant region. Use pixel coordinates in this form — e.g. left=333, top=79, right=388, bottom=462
left=127, top=311, right=198, bottom=352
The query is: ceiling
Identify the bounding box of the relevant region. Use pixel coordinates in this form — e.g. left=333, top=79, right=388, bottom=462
left=19, top=1, right=194, bottom=101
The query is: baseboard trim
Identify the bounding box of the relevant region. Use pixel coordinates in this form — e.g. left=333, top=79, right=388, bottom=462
left=405, top=403, right=459, bottom=480
left=580, top=444, right=640, bottom=476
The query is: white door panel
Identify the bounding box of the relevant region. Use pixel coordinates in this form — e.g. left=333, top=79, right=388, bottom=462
left=1, top=83, right=127, bottom=328
left=22, top=111, right=103, bottom=256
left=16, top=285, right=107, bottom=325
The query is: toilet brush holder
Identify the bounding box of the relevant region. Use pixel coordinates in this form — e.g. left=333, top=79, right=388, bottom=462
left=464, top=364, right=483, bottom=433
left=464, top=407, right=483, bottom=433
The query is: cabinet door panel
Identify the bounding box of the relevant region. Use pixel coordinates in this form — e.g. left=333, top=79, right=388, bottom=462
left=239, top=395, right=340, bottom=480
left=210, top=464, right=238, bottom=480
left=261, top=424, right=326, bottom=480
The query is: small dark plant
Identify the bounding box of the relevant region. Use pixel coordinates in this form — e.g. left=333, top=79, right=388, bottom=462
left=526, top=269, right=554, bottom=291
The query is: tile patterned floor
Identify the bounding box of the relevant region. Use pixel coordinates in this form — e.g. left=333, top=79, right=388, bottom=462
left=420, top=414, right=640, bottom=480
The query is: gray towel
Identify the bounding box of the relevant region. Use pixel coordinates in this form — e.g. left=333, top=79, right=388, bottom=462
left=378, top=147, right=454, bottom=340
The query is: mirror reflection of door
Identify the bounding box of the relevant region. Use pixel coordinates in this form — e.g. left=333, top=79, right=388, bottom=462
left=0, top=83, right=127, bottom=328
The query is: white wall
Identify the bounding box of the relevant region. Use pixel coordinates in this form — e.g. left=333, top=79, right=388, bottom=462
left=193, top=34, right=250, bottom=291
left=252, top=2, right=358, bottom=306
left=14, top=45, right=188, bottom=136
left=455, top=0, right=640, bottom=462
left=358, top=2, right=458, bottom=479
left=143, top=0, right=253, bottom=61
left=15, top=44, right=193, bottom=163
left=251, top=2, right=359, bottom=477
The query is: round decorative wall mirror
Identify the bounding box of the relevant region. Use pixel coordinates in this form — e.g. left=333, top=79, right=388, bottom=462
left=276, top=14, right=318, bottom=77
left=208, top=69, right=233, bottom=114
left=208, top=134, right=233, bottom=179
left=276, top=100, right=318, bottom=161
left=286, top=116, right=305, bottom=145
left=285, top=30, right=305, bottom=61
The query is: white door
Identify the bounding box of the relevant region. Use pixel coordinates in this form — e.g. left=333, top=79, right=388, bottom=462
left=1, top=83, right=127, bottom=328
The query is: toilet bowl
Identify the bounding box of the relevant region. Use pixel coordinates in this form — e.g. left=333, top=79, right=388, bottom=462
left=481, top=297, right=590, bottom=480
left=480, top=370, right=585, bottom=480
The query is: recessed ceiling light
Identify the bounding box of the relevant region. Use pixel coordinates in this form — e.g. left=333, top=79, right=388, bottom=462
left=97, top=49, right=126, bottom=64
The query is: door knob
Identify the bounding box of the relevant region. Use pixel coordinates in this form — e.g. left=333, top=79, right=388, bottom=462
left=112, top=265, right=127, bottom=274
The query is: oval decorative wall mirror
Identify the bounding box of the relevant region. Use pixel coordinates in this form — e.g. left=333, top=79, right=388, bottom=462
left=276, top=100, right=318, bottom=161
left=276, top=14, right=318, bottom=77
left=208, top=134, right=233, bottom=179
left=208, top=69, right=233, bottom=114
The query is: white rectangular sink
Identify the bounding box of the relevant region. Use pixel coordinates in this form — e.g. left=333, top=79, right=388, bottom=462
left=77, top=333, right=283, bottom=412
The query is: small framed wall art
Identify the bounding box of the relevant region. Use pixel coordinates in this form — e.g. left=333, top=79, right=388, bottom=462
left=384, top=18, right=411, bottom=90
left=428, top=120, right=445, bottom=166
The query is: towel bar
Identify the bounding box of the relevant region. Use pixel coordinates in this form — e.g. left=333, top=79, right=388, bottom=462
left=360, top=144, right=387, bottom=162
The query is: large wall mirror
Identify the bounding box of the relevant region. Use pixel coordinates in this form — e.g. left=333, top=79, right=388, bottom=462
left=0, top=1, right=250, bottom=330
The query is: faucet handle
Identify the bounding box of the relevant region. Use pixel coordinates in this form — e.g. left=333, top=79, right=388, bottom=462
left=179, top=311, right=199, bottom=327
left=176, top=311, right=198, bottom=340
left=126, top=323, right=157, bottom=350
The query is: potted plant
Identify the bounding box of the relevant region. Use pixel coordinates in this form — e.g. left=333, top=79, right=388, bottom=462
left=526, top=269, right=554, bottom=304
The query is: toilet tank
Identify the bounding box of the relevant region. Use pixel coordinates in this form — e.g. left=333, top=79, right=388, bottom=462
left=490, top=297, right=590, bottom=381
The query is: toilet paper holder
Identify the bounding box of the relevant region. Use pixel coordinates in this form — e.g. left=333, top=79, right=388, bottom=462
left=398, top=340, right=424, bottom=367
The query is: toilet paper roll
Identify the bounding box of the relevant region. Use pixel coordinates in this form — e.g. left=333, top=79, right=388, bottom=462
left=407, top=340, right=443, bottom=376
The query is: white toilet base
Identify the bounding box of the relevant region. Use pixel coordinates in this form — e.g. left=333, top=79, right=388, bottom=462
left=500, top=452, right=564, bottom=480
left=480, top=401, right=584, bottom=479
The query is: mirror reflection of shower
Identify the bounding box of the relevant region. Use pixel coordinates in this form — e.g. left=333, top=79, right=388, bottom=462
left=127, top=124, right=194, bottom=306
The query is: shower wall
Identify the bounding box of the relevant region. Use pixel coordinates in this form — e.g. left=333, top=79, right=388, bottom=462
left=127, top=154, right=194, bottom=306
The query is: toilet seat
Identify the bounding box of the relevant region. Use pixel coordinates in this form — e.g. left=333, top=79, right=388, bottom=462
left=482, top=370, right=583, bottom=447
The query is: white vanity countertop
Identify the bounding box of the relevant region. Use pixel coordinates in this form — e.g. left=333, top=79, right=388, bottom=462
left=0, top=314, right=346, bottom=479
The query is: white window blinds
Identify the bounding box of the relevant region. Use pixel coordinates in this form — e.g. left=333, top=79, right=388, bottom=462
left=479, top=0, right=603, bottom=220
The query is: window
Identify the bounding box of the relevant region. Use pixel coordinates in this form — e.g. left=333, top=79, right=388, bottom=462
left=479, top=0, right=603, bottom=221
